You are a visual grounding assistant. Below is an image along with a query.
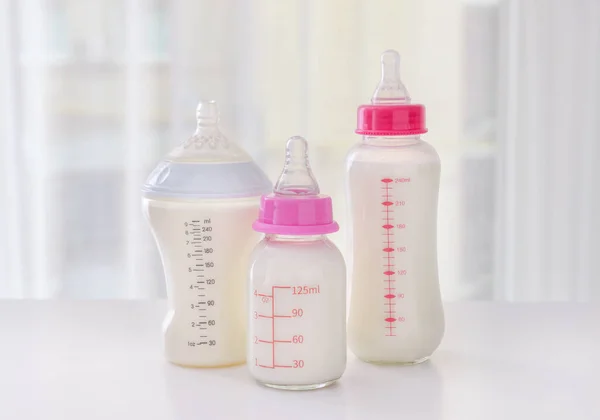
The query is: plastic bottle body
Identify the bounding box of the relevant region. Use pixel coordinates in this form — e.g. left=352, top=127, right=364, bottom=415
left=346, top=135, right=444, bottom=363
left=143, top=196, right=261, bottom=367
left=247, top=234, right=346, bottom=389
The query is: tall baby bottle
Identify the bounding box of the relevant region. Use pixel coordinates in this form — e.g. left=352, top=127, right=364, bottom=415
left=248, top=136, right=346, bottom=390
left=346, top=51, right=444, bottom=364
left=142, top=101, right=271, bottom=367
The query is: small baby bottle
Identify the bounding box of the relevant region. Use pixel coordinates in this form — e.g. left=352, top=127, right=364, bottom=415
left=346, top=51, right=444, bottom=364
left=248, top=136, right=346, bottom=390
left=142, top=100, right=271, bottom=367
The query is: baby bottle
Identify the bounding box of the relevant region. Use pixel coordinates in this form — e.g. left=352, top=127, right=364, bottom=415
left=248, top=136, right=346, bottom=390
left=142, top=100, right=271, bottom=367
left=346, top=51, right=444, bottom=364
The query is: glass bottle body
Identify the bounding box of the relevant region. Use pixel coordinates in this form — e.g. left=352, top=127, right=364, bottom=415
left=346, top=135, right=444, bottom=363
left=247, top=234, right=346, bottom=389
left=144, top=196, right=260, bottom=367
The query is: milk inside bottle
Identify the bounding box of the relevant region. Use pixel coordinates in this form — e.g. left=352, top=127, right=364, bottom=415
left=142, top=100, right=271, bottom=367
left=346, top=51, right=444, bottom=364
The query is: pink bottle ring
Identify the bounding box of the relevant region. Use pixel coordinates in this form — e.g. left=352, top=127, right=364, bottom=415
left=252, top=194, right=339, bottom=235
left=356, top=104, right=427, bottom=135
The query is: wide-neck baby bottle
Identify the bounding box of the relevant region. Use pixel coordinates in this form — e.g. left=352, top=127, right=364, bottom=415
left=346, top=51, right=444, bottom=364
left=142, top=100, right=271, bottom=367
left=248, top=136, right=346, bottom=390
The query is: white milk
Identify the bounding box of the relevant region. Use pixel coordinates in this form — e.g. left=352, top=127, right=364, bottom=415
left=144, top=197, right=261, bottom=367
left=346, top=138, right=444, bottom=363
left=247, top=235, right=346, bottom=389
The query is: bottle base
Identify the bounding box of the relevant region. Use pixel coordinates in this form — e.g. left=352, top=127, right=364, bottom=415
left=258, top=378, right=339, bottom=391
left=360, top=355, right=430, bottom=365
left=168, top=359, right=246, bottom=369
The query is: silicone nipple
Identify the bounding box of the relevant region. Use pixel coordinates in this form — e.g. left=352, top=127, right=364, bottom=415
left=173, top=99, right=230, bottom=152
left=193, top=100, right=229, bottom=149
left=371, top=50, right=411, bottom=105
left=196, top=100, right=219, bottom=126
left=273, top=136, right=320, bottom=196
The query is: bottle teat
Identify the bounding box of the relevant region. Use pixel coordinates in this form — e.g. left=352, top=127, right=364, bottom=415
left=273, top=136, right=320, bottom=196
left=371, top=50, right=411, bottom=105
left=196, top=100, right=219, bottom=126
left=166, top=99, right=252, bottom=163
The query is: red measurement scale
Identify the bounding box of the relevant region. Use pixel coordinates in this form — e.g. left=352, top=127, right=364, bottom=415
left=381, top=178, right=397, bottom=336
left=254, top=286, right=308, bottom=369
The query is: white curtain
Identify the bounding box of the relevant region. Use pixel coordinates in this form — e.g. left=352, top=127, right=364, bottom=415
left=4, top=0, right=597, bottom=301
left=495, top=0, right=600, bottom=301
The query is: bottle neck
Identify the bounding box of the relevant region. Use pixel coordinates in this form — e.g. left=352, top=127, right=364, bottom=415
left=194, top=122, right=219, bottom=135
left=362, top=134, right=421, bottom=147
left=265, top=234, right=325, bottom=243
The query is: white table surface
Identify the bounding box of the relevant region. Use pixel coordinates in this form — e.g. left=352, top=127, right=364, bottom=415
left=0, top=301, right=598, bottom=420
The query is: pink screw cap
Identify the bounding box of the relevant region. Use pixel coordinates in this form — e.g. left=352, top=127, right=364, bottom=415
left=252, top=136, right=339, bottom=235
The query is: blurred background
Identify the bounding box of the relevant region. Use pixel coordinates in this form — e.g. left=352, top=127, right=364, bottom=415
left=0, top=0, right=598, bottom=301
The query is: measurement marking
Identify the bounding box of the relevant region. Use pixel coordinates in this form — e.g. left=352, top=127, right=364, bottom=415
left=258, top=364, right=274, bottom=369
left=256, top=285, right=298, bottom=369
left=271, top=286, right=275, bottom=368
left=382, top=178, right=397, bottom=337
